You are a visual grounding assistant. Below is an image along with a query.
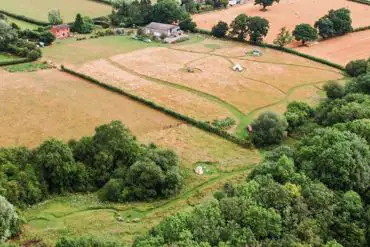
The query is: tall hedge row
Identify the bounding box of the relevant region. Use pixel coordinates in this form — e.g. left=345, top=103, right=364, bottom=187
left=0, top=58, right=33, bottom=66
left=348, top=0, right=370, bottom=5
left=0, top=9, right=49, bottom=26
left=61, top=66, right=252, bottom=148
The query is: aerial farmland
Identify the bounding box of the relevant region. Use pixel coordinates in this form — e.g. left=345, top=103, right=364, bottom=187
left=0, top=0, right=369, bottom=246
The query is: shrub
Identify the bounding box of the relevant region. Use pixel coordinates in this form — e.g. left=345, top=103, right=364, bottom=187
left=345, top=59, right=368, bottom=77
left=56, top=236, right=123, bottom=247
left=211, top=117, right=236, bottom=130
left=292, top=23, right=318, bottom=45
left=179, top=18, right=197, bottom=32
left=323, top=81, right=346, bottom=99
left=251, top=112, right=288, bottom=147
left=0, top=196, right=19, bottom=243
left=211, top=21, right=228, bottom=38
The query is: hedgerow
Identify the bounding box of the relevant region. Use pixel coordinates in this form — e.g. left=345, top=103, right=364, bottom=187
left=61, top=66, right=252, bottom=148
left=0, top=57, right=33, bottom=66
left=0, top=9, right=49, bottom=26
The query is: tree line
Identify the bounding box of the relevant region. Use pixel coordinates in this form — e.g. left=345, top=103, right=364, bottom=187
left=133, top=69, right=370, bottom=247
left=0, top=121, right=183, bottom=243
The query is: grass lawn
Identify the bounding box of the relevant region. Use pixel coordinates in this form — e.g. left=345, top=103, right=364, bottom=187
left=0, top=53, right=18, bottom=62
left=5, top=15, right=40, bottom=30
left=43, top=36, right=162, bottom=65
left=2, top=0, right=112, bottom=23
left=3, top=62, right=51, bottom=72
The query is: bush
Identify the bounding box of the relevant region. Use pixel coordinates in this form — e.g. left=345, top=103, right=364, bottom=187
left=345, top=59, right=369, bottom=77
left=211, top=21, right=228, bottom=38
left=179, top=18, right=197, bottom=32
left=323, top=81, right=345, bottom=99
left=211, top=117, right=236, bottom=130
left=56, top=236, right=124, bottom=247
left=251, top=112, right=288, bottom=147
left=0, top=196, right=19, bottom=242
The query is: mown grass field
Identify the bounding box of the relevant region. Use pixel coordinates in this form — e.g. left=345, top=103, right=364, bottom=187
left=4, top=15, right=39, bottom=29
left=1, top=0, right=112, bottom=22
left=0, top=53, right=19, bottom=62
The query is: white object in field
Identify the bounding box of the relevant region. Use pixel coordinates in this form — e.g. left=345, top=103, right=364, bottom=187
left=252, top=49, right=262, bottom=56
left=233, top=64, right=243, bottom=72
left=194, top=166, right=204, bottom=175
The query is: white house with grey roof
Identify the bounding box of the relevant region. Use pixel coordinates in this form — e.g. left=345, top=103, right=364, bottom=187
left=145, top=22, right=182, bottom=38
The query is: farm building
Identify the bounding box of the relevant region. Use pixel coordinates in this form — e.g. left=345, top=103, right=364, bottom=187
left=145, top=22, right=182, bottom=38
left=50, top=24, right=70, bottom=39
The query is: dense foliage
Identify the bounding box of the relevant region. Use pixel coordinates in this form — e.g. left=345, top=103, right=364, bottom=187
left=345, top=59, right=369, bottom=77
left=251, top=112, right=288, bottom=147
left=0, top=20, right=42, bottom=60
left=315, top=8, right=352, bottom=39
left=135, top=72, right=370, bottom=247
left=229, top=14, right=269, bottom=43
left=56, top=236, right=125, bottom=247
left=0, top=121, right=182, bottom=208
left=293, top=23, right=318, bottom=45
left=211, top=21, right=228, bottom=38
left=71, top=14, right=94, bottom=34
left=254, top=0, right=280, bottom=10
left=0, top=196, right=19, bottom=243
left=111, top=0, right=189, bottom=27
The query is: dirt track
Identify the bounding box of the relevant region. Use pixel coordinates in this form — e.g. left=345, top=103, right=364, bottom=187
left=193, top=0, right=370, bottom=43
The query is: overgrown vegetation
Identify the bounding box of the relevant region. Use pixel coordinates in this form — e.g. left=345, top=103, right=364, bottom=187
left=0, top=121, right=183, bottom=209
left=3, top=61, right=51, bottom=72
left=135, top=72, right=370, bottom=247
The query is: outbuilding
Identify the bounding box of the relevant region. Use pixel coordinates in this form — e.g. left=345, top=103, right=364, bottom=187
left=50, top=24, right=70, bottom=39
left=145, top=22, right=182, bottom=38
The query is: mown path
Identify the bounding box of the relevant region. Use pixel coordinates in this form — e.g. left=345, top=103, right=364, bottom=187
left=106, top=45, right=344, bottom=137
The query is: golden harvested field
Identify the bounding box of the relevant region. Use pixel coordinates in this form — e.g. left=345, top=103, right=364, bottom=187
left=193, top=0, right=370, bottom=43
left=109, top=39, right=343, bottom=116
left=77, top=59, right=233, bottom=122
left=296, top=30, right=370, bottom=66
left=0, top=69, right=180, bottom=147
left=2, top=0, right=112, bottom=22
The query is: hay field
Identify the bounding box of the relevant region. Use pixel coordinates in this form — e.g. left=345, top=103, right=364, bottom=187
left=0, top=68, right=179, bottom=147
left=296, top=30, right=370, bottom=66
left=2, top=0, right=112, bottom=22
left=65, top=36, right=344, bottom=137
left=193, top=0, right=370, bottom=43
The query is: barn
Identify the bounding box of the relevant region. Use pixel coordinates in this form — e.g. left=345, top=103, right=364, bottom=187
left=50, top=24, right=70, bottom=39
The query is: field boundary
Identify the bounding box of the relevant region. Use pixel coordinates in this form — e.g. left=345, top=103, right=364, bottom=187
left=194, top=28, right=346, bottom=71
left=61, top=65, right=253, bottom=148
left=353, top=25, right=370, bottom=32
left=0, top=57, right=34, bottom=66
left=0, top=9, right=49, bottom=26
left=348, top=0, right=370, bottom=5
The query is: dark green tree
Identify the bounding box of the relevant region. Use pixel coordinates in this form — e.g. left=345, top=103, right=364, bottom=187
left=247, top=16, right=269, bottom=43
left=254, top=0, right=280, bottom=11
left=292, top=23, right=318, bottom=45
left=295, top=128, right=370, bottom=192
left=284, top=101, right=314, bottom=131
left=230, top=14, right=249, bottom=40
left=251, top=112, right=288, bottom=147
left=314, top=17, right=335, bottom=39
left=150, top=0, right=189, bottom=24
left=345, top=59, right=368, bottom=77
left=323, top=81, right=346, bottom=99
left=211, top=21, right=229, bottom=38
left=179, top=18, right=197, bottom=32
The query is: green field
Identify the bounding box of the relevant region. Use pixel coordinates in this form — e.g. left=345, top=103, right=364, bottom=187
left=3, top=62, right=51, bottom=72
left=43, top=36, right=161, bottom=65
left=5, top=15, right=39, bottom=29
left=0, top=53, right=18, bottom=62
left=1, top=0, right=112, bottom=23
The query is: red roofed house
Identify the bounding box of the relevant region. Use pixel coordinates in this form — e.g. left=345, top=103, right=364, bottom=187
left=50, top=24, right=70, bottom=39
